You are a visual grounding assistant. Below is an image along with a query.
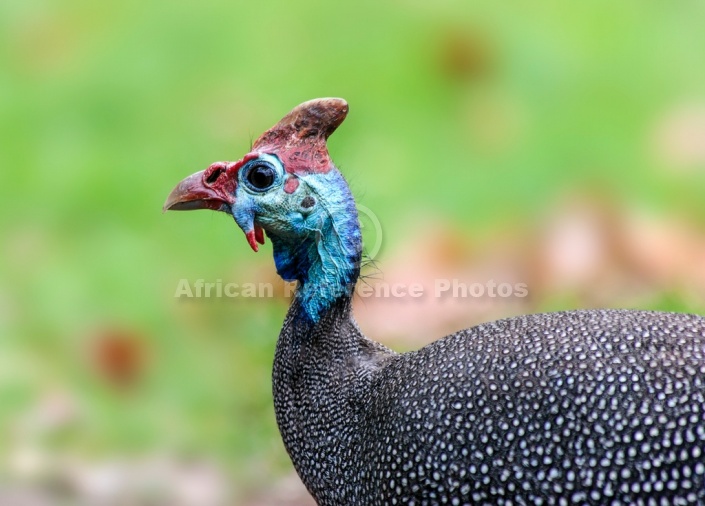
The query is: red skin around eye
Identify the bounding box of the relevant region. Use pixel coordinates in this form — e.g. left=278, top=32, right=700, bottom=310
left=284, top=175, right=300, bottom=194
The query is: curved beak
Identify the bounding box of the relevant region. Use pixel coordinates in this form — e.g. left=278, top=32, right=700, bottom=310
left=163, top=166, right=265, bottom=252
left=162, top=170, right=232, bottom=213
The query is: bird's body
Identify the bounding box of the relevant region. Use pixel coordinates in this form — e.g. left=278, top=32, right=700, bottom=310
left=276, top=299, right=705, bottom=504
left=165, top=98, right=705, bottom=505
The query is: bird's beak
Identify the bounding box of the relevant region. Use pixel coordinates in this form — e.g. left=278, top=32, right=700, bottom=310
left=163, top=165, right=265, bottom=252
left=162, top=170, right=233, bottom=213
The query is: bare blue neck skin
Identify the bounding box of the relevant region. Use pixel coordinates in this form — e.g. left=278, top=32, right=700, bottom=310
left=267, top=169, right=362, bottom=324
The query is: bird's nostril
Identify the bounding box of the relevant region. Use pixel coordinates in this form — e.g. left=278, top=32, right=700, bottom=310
left=206, top=168, right=224, bottom=185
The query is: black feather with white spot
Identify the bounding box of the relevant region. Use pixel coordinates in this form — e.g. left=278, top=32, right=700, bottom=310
left=274, top=299, right=705, bottom=505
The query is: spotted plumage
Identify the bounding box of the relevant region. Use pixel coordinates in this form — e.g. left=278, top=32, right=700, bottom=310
left=164, top=98, right=705, bottom=505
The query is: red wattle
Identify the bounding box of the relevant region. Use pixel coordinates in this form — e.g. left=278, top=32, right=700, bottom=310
left=254, top=224, right=265, bottom=245
left=245, top=230, right=259, bottom=252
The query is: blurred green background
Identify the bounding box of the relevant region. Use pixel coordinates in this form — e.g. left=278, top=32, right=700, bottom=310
left=2, top=0, right=705, bottom=503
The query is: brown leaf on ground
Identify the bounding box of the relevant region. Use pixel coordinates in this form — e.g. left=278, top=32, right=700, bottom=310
left=355, top=193, right=705, bottom=347
left=90, top=328, right=147, bottom=389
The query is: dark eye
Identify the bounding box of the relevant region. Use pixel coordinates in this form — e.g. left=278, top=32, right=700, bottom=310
left=246, top=164, right=275, bottom=190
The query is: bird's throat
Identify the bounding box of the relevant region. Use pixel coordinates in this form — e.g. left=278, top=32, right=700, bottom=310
left=269, top=172, right=362, bottom=323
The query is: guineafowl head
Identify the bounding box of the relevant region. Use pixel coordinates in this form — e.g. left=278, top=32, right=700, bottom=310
left=164, top=98, right=362, bottom=322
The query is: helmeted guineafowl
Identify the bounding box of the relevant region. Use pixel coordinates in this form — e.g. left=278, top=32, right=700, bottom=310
left=164, top=98, right=705, bottom=505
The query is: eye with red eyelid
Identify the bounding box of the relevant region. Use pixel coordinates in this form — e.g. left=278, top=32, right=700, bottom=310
left=243, top=162, right=277, bottom=191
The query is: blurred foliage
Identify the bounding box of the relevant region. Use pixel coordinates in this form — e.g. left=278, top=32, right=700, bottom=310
left=1, top=0, right=705, bottom=500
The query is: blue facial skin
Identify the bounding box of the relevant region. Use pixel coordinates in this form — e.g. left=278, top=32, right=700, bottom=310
left=231, top=154, right=362, bottom=323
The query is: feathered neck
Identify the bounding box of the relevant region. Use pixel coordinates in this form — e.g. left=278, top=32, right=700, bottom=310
left=267, top=169, right=362, bottom=323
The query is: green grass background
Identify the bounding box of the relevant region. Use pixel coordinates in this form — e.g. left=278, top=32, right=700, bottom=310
left=1, top=0, right=704, bottom=496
